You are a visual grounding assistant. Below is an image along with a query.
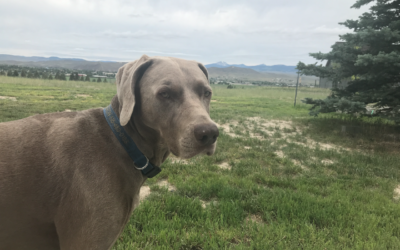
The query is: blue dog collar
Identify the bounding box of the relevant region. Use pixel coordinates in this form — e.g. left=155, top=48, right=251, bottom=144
left=103, top=105, right=161, bottom=178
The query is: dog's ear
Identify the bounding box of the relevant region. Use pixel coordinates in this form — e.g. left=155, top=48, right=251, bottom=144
left=198, top=63, right=208, bottom=80
left=116, top=54, right=153, bottom=126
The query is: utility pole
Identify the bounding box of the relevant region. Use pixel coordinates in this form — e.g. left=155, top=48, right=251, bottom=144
left=294, top=72, right=300, bottom=107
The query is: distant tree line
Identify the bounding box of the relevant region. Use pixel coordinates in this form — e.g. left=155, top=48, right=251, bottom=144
left=209, top=77, right=277, bottom=86
left=0, top=65, right=116, bottom=83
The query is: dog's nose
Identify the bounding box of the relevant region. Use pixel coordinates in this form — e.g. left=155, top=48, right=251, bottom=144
left=194, top=123, right=219, bottom=146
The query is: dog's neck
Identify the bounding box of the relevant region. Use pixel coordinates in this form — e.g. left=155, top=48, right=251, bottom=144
left=110, top=96, right=170, bottom=167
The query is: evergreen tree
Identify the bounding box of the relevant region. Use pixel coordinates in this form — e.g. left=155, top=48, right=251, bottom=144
left=72, top=72, right=80, bottom=81
left=21, top=70, right=27, bottom=77
left=103, top=77, right=107, bottom=83
left=13, top=70, right=19, bottom=77
left=55, top=72, right=60, bottom=80
left=48, top=74, right=53, bottom=80
left=59, top=73, right=66, bottom=81
left=297, top=0, right=400, bottom=122
left=7, top=71, right=12, bottom=77
left=85, top=75, right=90, bottom=82
left=97, top=77, right=101, bottom=83
left=34, top=71, right=40, bottom=78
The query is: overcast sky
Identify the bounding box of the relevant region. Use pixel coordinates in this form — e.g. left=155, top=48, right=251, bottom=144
left=0, top=0, right=371, bottom=65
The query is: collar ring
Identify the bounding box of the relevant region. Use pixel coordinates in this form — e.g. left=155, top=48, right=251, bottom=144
left=134, top=157, right=149, bottom=171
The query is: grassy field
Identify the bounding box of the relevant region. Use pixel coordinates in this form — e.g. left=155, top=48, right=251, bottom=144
left=1, top=76, right=400, bottom=249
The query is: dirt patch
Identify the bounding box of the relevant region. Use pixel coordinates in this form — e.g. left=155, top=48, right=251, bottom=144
left=139, top=179, right=176, bottom=202
left=394, top=185, right=400, bottom=200
left=218, top=118, right=350, bottom=152
left=75, top=94, right=92, bottom=98
left=275, top=151, right=285, bottom=158
left=0, top=96, right=17, bottom=101
left=200, top=200, right=218, bottom=209
left=157, top=180, right=176, bottom=192
left=244, top=146, right=252, bottom=150
left=322, top=159, right=334, bottom=165
left=218, top=162, right=231, bottom=170
left=249, top=132, right=265, bottom=140
left=169, top=157, right=189, bottom=165
left=211, top=100, right=218, bottom=102
left=217, top=118, right=296, bottom=140
left=245, top=214, right=264, bottom=224
left=287, top=138, right=347, bottom=152
left=216, top=121, right=240, bottom=138
left=274, top=150, right=309, bottom=171
left=292, top=159, right=309, bottom=171
left=139, top=186, right=151, bottom=201
left=64, top=109, right=72, bottom=112
left=313, top=141, right=337, bottom=150
left=251, top=117, right=293, bottom=131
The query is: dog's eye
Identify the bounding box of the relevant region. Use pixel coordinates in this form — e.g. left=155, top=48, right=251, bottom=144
left=204, top=91, right=212, bottom=97
left=159, top=92, right=170, bottom=98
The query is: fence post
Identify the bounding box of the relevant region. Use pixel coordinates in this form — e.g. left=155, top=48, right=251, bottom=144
left=294, top=72, right=300, bottom=107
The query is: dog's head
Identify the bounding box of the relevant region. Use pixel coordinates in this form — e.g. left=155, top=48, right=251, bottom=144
left=116, top=55, right=218, bottom=159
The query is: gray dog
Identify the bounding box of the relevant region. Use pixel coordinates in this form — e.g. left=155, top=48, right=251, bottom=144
left=0, top=55, right=219, bottom=249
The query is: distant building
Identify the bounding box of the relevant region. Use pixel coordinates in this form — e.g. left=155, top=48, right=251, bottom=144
left=103, top=73, right=116, bottom=78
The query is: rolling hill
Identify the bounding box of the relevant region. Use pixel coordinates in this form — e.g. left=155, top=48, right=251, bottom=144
left=0, top=59, right=125, bottom=71
left=205, top=61, right=297, bottom=73
left=0, top=54, right=125, bottom=71
left=0, top=54, right=303, bottom=78
left=208, top=66, right=318, bottom=84
left=208, top=66, right=265, bottom=80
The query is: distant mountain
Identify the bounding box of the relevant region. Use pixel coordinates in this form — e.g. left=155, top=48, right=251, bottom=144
left=204, top=61, right=231, bottom=68
left=205, top=62, right=297, bottom=73
left=0, top=54, right=86, bottom=62
left=0, top=54, right=298, bottom=74
left=208, top=66, right=266, bottom=80
left=0, top=54, right=125, bottom=71
left=0, top=60, right=126, bottom=71
left=208, top=66, right=318, bottom=84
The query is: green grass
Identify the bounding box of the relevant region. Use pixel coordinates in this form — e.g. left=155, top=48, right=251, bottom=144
left=1, top=76, right=400, bottom=249
left=0, top=76, right=115, bottom=122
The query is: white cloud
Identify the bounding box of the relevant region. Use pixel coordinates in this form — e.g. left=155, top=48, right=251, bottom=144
left=0, top=0, right=371, bottom=65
